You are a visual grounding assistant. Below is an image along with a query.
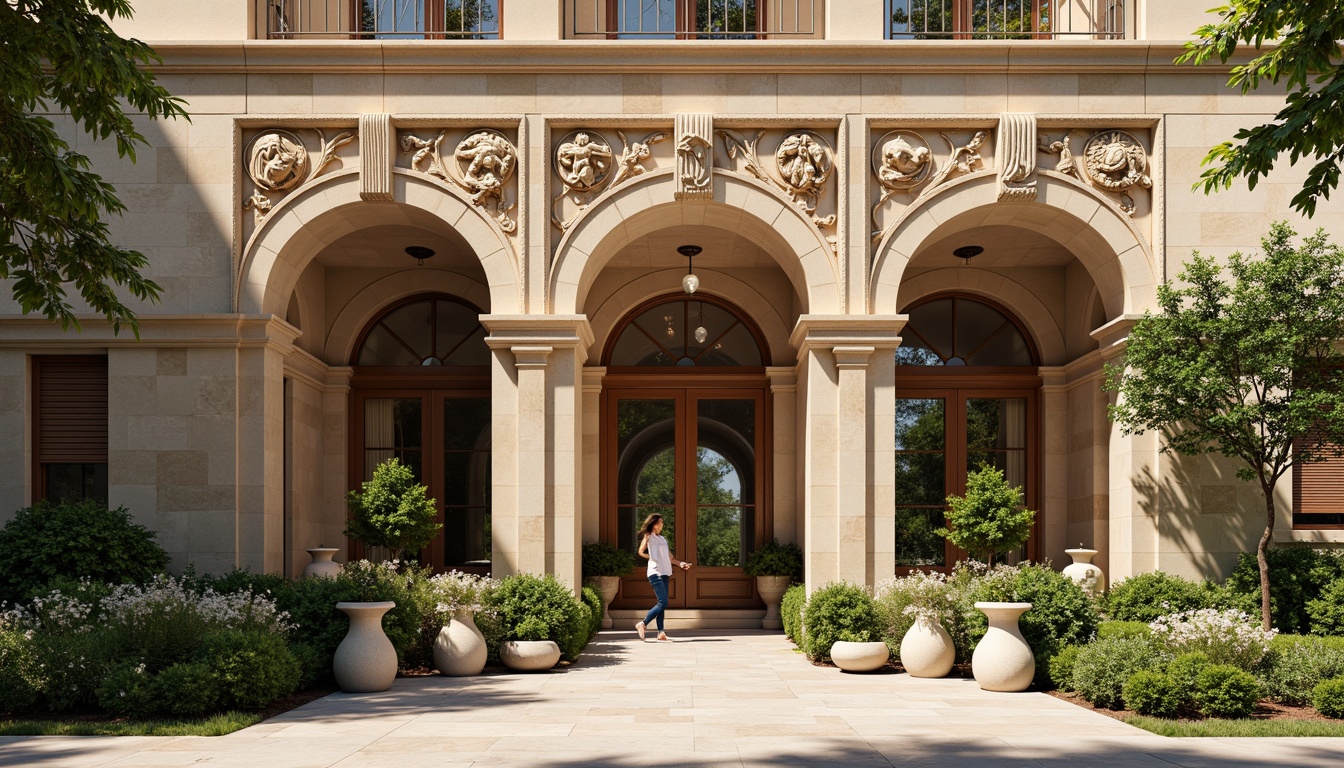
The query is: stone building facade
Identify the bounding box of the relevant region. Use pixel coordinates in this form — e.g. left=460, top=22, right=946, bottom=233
left=2, top=1, right=1341, bottom=623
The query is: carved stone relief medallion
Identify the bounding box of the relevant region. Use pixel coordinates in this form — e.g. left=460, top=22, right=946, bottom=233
left=551, top=128, right=670, bottom=231
left=873, top=131, right=933, bottom=192
left=554, top=130, right=614, bottom=193
left=243, top=128, right=355, bottom=225
left=1083, top=130, right=1152, bottom=215
left=399, top=128, right=519, bottom=233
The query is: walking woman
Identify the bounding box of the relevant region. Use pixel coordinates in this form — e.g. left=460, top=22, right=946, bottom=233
left=635, top=513, right=692, bottom=641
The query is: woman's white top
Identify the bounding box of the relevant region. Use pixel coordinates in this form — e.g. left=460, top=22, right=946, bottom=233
left=645, top=533, right=672, bottom=577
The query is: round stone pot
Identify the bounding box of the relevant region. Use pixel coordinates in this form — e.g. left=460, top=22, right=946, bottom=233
left=755, top=575, right=792, bottom=630
left=303, top=547, right=341, bottom=579
left=500, top=640, right=561, bottom=672
left=586, top=576, right=621, bottom=630
left=433, top=609, right=488, bottom=677
left=899, top=615, right=955, bottom=679
left=1063, top=548, right=1105, bottom=596
left=830, top=640, right=890, bottom=673
left=972, top=602, right=1035, bottom=692
left=333, top=601, right=398, bottom=692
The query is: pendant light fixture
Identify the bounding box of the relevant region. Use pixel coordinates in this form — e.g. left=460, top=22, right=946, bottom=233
left=678, top=244, right=702, bottom=294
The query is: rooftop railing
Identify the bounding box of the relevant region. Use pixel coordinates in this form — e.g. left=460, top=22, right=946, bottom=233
left=886, top=0, right=1126, bottom=40
left=569, top=0, right=820, bottom=39
left=263, top=0, right=502, bottom=39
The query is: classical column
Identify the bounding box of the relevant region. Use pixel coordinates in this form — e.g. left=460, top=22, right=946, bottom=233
left=767, top=367, right=799, bottom=546
left=483, top=315, right=594, bottom=592
left=1039, top=367, right=1068, bottom=566
left=1094, top=315, right=1155, bottom=582
left=790, top=316, right=905, bottom=591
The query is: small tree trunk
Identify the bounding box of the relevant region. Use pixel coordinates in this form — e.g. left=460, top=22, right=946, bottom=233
left=1257, top=487, right=1275, bottom=632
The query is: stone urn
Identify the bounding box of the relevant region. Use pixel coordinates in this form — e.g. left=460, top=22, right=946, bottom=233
left=830, top=641, right=890, bottom=673
left=303, top=547, right=342, bottom=579
left=899, top=615, right=955, bottom=679
left=586, top=576, right=621, bottom=630
left=333, top=601, right=398, bottom=692
left=972, top=602, right=1035, bottom=692
left=433, top=609, right=488, bottom=677
left=755, top=575, right=792, bottom=630
left=500, top=640, right=561, bottom=672
left=1063, top=548, right=1105, bottom=596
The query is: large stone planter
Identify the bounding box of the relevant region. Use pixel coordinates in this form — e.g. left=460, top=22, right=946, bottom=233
left=333, top=601, right=398, bottom=692
left=586, top=576, right=621, bottom=629
left=830, top=641, right=890, bottom=673
left=500, top=640, right=561, bottom=672
left=899, top=615, right=955, bottom=679
left=972, top=602, right=1034, bottom=692
left=433, top=609, right=487, bottom=677
left=1063, top=548, right=1105, bottom=596
left=755, top=575, right=792, bottom=630
left=303, top=547, right=341, bottom=579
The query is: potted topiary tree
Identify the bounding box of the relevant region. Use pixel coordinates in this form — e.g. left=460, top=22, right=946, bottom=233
left=743, top=539, right=802, bottom=630
left=581, top=541, right=637, bottom=629
left=344, top=458, right=442, bottom=566
left=936, top=464, right=1035, bottom=567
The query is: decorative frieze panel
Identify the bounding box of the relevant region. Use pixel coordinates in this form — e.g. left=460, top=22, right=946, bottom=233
left=551, top=127, right=670, bottom=231
left=717, top=128, right=839, bottom=229
left=398, top=127, right=520, bottom=233
left=869, top=127, right=989, bottom=240
left=1039, top=127, right=1152, bottom=216
left=675, top=113, right=714, bottom=201
left=242, top=127, right=356, bottom=226
left=996, top=113, right=1037, bottom=202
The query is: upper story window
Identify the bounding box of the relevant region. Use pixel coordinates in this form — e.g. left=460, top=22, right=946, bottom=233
left=264, top=0, right=501, bottom=40
left=572, top=0, right=819, bottom=39
left=886, top=0, right=1125, bottom=40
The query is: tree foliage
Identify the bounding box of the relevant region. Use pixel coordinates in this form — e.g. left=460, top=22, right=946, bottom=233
left=1105, top=223, right=1344, bottom=630
left=937, top=464, right=1035, bottom=566
left=1177, top=1, right=1344, bottom=216
left=0, top=0, right=188, bottom=334
left=345, top=458, right=442, bottom=562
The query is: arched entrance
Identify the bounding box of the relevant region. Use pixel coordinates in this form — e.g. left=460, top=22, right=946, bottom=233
left=348, top=293, right=492, bottom=573
left=602, top=294, right=771, bottom=610
left=893, top=294, right=1041, bottom=572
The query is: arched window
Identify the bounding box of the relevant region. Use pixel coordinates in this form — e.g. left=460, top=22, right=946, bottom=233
left=606, top=295, right=765, bottom=367
left=896, top=295, right=1037, bottom=367
left=355, top=295, right=488, bottom=367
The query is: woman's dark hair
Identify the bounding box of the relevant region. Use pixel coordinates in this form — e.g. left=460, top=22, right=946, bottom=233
left=639, top=513, right=663, bottom=538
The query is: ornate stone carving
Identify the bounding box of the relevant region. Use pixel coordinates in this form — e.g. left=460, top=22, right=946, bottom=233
left=675, top=114, right=714, bottom=201
left=359, top=113, right=394, bottom=203
left=551, top=129, right=669, bottom=231
left=917, top=130, right=987, bottom=200
left=718, top=128, right=835, bottom=229
left=1038, top=129, right=1079, bottom=177
left=400, top=129, right=518, bottom=233
left=874, top=131, right=933, bottom=192
left=609, top=130, right=669, bottom=189
left=243, top=128, right=355, bottom=225
left=996, top=113, right=1037, bottom=202
left=1083, top=130, right=1151, bottom=216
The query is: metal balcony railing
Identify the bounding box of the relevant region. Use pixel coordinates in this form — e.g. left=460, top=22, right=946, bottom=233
left=263, top=0, right=501, bottom=39
left=569, top=0, right=820, bottom=39
left=886, top=0, right=1126, bottom=40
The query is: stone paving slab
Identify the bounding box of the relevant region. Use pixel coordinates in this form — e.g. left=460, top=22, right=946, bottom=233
left=2, top=630, right=1343, bottom=766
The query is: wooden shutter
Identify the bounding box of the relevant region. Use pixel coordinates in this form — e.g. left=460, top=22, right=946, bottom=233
left=35, top=356, right=108, bottom=463
left=1294, top=443, right=1344, bottom=516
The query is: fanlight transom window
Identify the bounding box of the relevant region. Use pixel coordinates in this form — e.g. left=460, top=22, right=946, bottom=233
left=355, top=296, right=488, bottom=367
left=608, top=296, right=764, bottom=367
left=896, top=296, right=1036, bottom=367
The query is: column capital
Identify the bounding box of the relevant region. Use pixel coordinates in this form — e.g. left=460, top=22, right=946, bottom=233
left=1091, top=314, right=1142, bottom=359
left=789, top=314, right=907, bottom=361
left=481, top=314, right=595, bottom=361
left=832, top=346, right=877, bottom=368
left=510, top=346, right=554, bottom=368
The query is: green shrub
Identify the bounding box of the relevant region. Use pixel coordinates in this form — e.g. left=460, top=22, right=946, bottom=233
left=344, top=458, right=441, bottom=562
left=288, top=641, right=327, bottom=691
left=1194, top=664, right=1260, bottom=718
left=153, top=661, right=220, bottom=718
left=1123, top=670, right=1184, bottom=718
left=0, top=630, right=40, bottom=714
left=1313, top=677, right=1344, bottom=719
left=1167, top=652, right=1212, bottom=694
left=581, top=585, right=604, bottom=641
left=581, top=541, right=637, bottom=578
left=1072, top=636, right=1163, bottom=709
left=32, top=628, right=117, bottom=712
left=183, top=567, right=286, bottom=598
left=488, top=574, right=590, bottom=661
left=1307, top=577, right=1344, bottom=636
left=743, top=539, right=803, bottom=578
left=97, top=662, right=157, bottom=719
left=781, top=583, right=806, bottom=646
left=1047, top=645, right=1083, bottom=692
left=1259, top=638, right=1344, bottom=706
left=1224, top=547, right=1344, bottom=634
left=801, top=582, right=881, bottom=662
left=0, top=500, right=168, bottom=604
left=1102, top=571, right=1214, bottom=623
left=1097, top=621, right=1151, bottom=640
left=1148, top=608, right=1275, bottom=671
left=937, top=465, right=1035, bottom=566
left=198, top=630, right=300, bottom=710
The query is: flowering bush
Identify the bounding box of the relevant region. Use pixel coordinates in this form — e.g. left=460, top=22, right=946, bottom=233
left=1148, top=608, right=1275, bottom=672
left=428, top=570, right=496, bottom=620
left=874, top=571, right=959, bottom=659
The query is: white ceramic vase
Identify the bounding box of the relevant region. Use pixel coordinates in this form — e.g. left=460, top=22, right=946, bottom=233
left=1063, top=548, right=1105, bottom=595
left=333, top=601, right=398, bottom=692
left=899, top=615, right=955, bottom=678
left=830, top=640, right=890, bottom=673
left=303, top=547, right=342, bottom=579
left=755, top=575, right=792, bottom=630
left=500, top=640, right=561, bottom=671
left=971, top=602, right=1035, bottom=692
left=587, top=576, right=620, bottom=629
left=433, top=608, right=487, bottom=677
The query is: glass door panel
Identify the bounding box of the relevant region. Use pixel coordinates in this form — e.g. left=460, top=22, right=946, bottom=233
left=687, top=396, right=758, bottom=605
left=362, top=398, right=422, bottom=479
left=442, top=397, right=490, bottom=569
left=614, top=397, right=683, bottom=608
left=894, top=398, right=947, bottom=567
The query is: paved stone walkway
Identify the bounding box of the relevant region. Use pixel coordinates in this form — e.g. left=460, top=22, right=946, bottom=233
left=3, top=630, right=1343, bottom=767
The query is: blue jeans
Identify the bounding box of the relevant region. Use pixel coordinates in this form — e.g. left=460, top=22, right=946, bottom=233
left=644, top=574, right=670, bottom=632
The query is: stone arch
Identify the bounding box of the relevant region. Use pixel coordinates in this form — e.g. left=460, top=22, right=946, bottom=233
left=587, top=270, right=793, bottom=367
left=872, top=171, right=1156, bottom=319
left=894, top=269, right=1068, bottom=365
left=237, top=168, right=521, bottom=317
left=324, top=270, right=491, bottom=364
left=550, top=168, right=840, bottom=315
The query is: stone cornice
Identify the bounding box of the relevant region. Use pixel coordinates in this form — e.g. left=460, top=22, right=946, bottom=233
left=145, top=41, right=1249, bottom=76
left=0, top=314, right=299, bottom=349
